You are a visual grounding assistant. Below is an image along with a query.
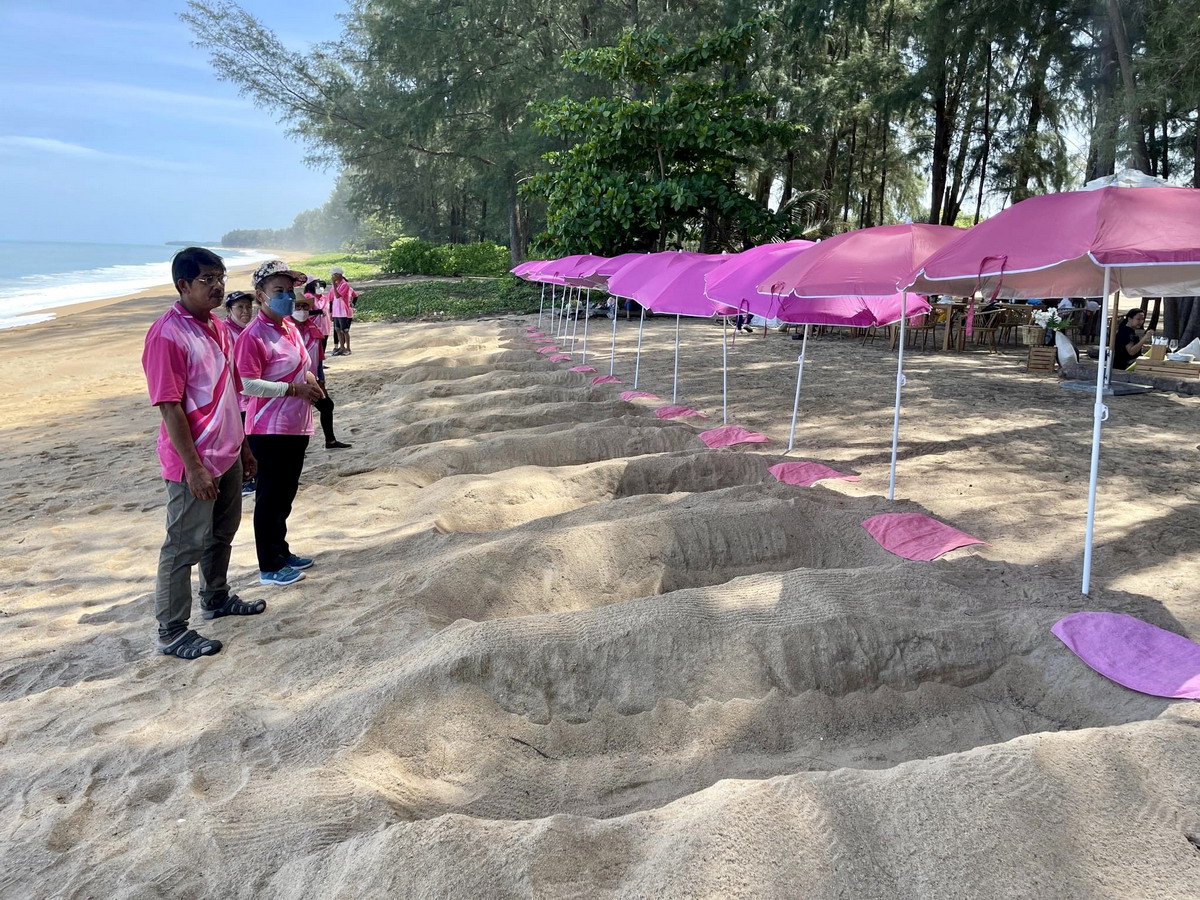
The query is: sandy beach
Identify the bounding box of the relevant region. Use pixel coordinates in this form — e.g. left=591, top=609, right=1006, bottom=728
left=1, top=290, right=1198, bottom=897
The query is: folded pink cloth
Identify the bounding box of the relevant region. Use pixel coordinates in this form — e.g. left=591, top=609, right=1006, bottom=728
left=769, top=462, right=859, bottom=486
left=620, top=391, right=661, bottom=402
left=591, top=375, right=624, bottom=385
left=698, top=425, right=768, bottom=447
left=535, top=338, right=557, bottom=344
left=548, top=354, right=572, bottom=362
left=537, top=346, right=558, bottom=354
left=569, top=365, right=596, bottom=372
left=1052, top=612, right=1200, bottom=699
left=527, top=331, right=545, bottom=337
left=655, top=405, right=709, bottom=419
left=861, top=513, right=984, bottom=561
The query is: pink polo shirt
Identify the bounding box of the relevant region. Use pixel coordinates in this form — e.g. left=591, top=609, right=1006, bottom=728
left=234, top=312, right=315, bottom=436
left=293, top=317, right=325, bottom=376
left=223, top=317, right=250, bottom=412
left=142, top=302, right=244, bottom=481
left=329, top=280, right=357, bottom=319
left=306, top=291, right=332, bottom=337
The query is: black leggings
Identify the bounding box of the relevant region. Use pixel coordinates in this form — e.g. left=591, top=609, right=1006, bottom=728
left=314, top=392, right=337, bottom=445
left=246, top=434, right=309, bottom=572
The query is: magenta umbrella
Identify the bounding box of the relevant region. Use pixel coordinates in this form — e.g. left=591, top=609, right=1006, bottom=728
left=906, top=185, right=1200, bottom=594
left=512, top=260, right=551, bottom=325
left=540, top=254, right=613, bottom=362
left=608, top=252, right=725, bottom=400
left=754, top=224, right=964, bottom=491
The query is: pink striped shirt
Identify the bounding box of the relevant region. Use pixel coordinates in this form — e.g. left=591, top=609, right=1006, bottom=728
left=329, top=280, right=358, bottom=319
left=234, top=312, right=314, bottom=436
left=142, top=302, right=244, bottom=481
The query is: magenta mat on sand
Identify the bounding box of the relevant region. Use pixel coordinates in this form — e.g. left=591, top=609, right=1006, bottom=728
left=699, top=425, right=769, bottom=448
left=861, top=513, right=984, bottom=561
left=548, top=354, right=572, bottom=362
left=569, top=365, right=596, bottom=373
left=592, top=375, right=623, bottom=385
left=620, top=391, right=660, bottom=401
left=537, top=346, right=558, bottom=354
left=1052, top=612, right=1200, bottom=699
left=769, top=462, right=859, bottom=487
left=655, top=405, right=708, bottom=419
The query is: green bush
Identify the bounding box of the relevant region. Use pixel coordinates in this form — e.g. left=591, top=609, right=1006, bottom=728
left=385, top=239, right=510, bottom=277
left=356, top=276, right=540, bottom=320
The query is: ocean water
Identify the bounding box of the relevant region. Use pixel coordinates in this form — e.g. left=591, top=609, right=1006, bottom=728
left=0, top=241, right=269, bottom=329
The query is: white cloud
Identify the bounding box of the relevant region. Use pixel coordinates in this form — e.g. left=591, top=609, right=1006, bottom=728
left=0, top=136, right=204, bottom=173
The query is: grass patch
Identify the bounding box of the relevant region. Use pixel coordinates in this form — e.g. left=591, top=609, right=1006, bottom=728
left=356, top=277, right=542, bottom=321
left=291, top=251, right=385, bottom=282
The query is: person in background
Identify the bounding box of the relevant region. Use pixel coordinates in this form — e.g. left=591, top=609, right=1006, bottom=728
left=328, top=267, right=358, bottom=355
left=304, top=278, right=331, bottom=358
left=1112, top=308, right=1152, bottom=370
left=223, top=290, right=258, bottom=497
left=235, top=260, right=324, bottom=587
left=142, top=247, right=263, bottom=660
left=291, top=293, right=352, bottom=450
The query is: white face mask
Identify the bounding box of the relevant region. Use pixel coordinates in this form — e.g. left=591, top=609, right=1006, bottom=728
left=292, top=310, right=310, bottom=323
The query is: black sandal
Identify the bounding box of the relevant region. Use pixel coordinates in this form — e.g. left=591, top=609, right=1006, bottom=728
left=201, top=593, right=267, bottom=620
left=159, top=629, right=222, bottom=660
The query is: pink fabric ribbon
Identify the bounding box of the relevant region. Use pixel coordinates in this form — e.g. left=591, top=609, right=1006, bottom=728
left=698, top=425, right=768, bottom=447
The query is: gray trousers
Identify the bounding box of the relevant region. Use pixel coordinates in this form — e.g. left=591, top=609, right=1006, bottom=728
left=154, top=458, right=243, bottom=644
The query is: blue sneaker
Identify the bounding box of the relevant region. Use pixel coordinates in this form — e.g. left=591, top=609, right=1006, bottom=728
left=241, top=480, right=256, bottom=498
left=259, top=566, right=305, bottom=586
left=285, top=554, right=314, bottom=570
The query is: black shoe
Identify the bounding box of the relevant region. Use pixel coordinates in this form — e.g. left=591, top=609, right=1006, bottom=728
left=325, top=440, right=352, bottom=449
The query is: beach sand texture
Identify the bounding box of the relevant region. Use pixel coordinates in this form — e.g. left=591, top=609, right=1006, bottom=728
left=2, top=295, right=1199, bottom=898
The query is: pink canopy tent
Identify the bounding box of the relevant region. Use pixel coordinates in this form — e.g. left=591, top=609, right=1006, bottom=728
left=751, top=224, right=964, bottom=490
left=905, top=185, right=1200, bottom=595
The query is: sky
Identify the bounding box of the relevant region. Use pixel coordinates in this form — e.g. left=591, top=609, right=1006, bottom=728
left=0, top=0, right=348, bottom=245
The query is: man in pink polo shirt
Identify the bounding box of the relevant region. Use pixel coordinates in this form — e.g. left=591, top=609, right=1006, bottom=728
left=142, top=247, right=262, bottom=661
left=235, top=260, right=325, bottom=586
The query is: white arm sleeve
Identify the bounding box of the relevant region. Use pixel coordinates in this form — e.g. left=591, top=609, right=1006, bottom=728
left=242, top=377, right=290, bottom=398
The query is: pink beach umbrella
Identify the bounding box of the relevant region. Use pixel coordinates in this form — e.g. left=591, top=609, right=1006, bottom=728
left=755, top=224, right=964, bottom=492
left=541, top=254, right=612, bottom=363
left=511, top=260, right=550, bottom=326
left=906, top=185, right=1200, bottom=594
left=586, top=252, right=650, bottom=375
left=608, top=252, right=726, bottom=403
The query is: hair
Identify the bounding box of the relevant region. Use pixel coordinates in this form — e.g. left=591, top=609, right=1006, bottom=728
left=171, top=247, right=224, bottom=288
left=1123, top=308, right=1145, bottom=323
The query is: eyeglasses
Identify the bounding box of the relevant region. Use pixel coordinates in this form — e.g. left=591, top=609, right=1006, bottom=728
left=193, top=274, right=228, bottom=286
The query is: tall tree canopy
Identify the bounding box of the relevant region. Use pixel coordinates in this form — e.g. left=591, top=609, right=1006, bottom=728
left=185, top=0, right=1200, bottom=262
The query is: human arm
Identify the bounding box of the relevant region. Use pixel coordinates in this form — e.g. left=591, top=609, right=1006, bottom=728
left=240, top=438, right=257, bottom=480
left=158, top=402, right=217, bottom=500
left=242, top=376, right=323, bottom=402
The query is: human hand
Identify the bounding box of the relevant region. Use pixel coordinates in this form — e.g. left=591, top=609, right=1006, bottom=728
left=185, top=464, right=218, bottom=500
left=293, top=381, right=324, bottom=401
left=240, top=444, right=257, bottom=480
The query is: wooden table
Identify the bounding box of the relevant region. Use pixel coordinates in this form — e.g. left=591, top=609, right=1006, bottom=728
left=1135, top=358, right=1200, bottom=380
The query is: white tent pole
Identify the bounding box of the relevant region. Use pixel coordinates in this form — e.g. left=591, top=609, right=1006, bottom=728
left=570, top=287, right=580, bottom=352
left=537, top=282, right=546, bottom=327
left=633, top=306, right=646, bottom=388
left=722, top=317, right=729, bottom=424
left=672, top=314, right=681, bottom=402
left=786, top=324, right=810, bottom=451
left=609, top=298, right=619, bottom=375
left=887, top=294, right=910, bottom=501
left=1082, top=266, right=1114, bottom=596
left=549, top=284, right=559, bottom=337
left=581, top=288, right=591, bottom=364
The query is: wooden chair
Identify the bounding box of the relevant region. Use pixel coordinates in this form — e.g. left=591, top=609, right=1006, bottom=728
left=904, top=311, right=940, bottom=350
left=970, top=310, right=1003, bottom=353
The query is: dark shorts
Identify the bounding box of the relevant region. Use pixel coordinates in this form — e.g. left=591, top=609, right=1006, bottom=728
left=333, top=317, right=352, bottom=331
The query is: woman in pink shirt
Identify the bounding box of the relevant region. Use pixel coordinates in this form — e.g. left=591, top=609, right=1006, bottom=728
left=303, top=277, right=331, bottom=357
left=235, top=260, right=325, bottom=587
left=291, top=293, right=351, bottom=450
left=328, top=267, right=358, bottom=356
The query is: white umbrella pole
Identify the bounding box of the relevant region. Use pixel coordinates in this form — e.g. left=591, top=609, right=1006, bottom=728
left=609, top=299, right=619, bottom=375
left=549, top=285, right=559, bottom=337
left=887, top=295, right=910, bottom=501
left=722, top=317, right=729, bottom=424
left=633, top=307, right=645, bottom=388
left=787, top=325, right=810, bottom=452
left=672, top=314, right=681, bottom=402
left=537, top=282, right=546, bottom=327
left=570, top=288, right=580, bottom=351
left=581, top=288, right=591, bottom=364
left=1082, top=267, right=1113, bottom=596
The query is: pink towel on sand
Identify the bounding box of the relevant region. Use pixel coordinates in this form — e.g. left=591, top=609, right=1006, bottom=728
left=527, top=331, right=545, bottom=337
left=537, top=346, right=558, bottom=354
left=569, top=365, right=596, bottom=373
left=861, top=513, right=984, bottom=561
left=620, top=391, right=660, bottom=402
left=699, top=425, right=768, bottom=447
left=1052, top=612, right=1200, bottom=699
left=655, top=405, right=708, bottom=419
left=769, top=462, right=859, bottom=487
left=548, top=354, right=572, bottom=362
left=592, top=375, right=623, bottom=385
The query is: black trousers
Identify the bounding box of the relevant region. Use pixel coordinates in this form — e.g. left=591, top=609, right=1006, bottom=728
left=246, top=434, right=309, bottom=572
left=314, top=393, right=336, bottom=445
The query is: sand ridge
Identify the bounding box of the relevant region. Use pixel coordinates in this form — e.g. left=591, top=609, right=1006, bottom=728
left=1, top=302, right=1199, bottom=898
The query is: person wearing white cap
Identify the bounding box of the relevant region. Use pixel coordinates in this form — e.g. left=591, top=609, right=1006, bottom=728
left=234, top=259, right=325, bottom=587
left=327, top=267, right=358, bottom=356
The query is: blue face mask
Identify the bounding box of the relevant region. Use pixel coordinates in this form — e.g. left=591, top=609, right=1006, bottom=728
left=267, top=290, right=296, bottom=317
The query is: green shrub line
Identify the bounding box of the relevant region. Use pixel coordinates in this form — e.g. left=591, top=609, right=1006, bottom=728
left=385, top=238, right=510, bottom=277
left=355, top=277, right=542, bottom=321
left=290, top=251, right=386, bottom=282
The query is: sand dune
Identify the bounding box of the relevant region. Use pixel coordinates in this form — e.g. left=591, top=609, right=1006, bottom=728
left=1, top=304, right=1199, bottom=898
